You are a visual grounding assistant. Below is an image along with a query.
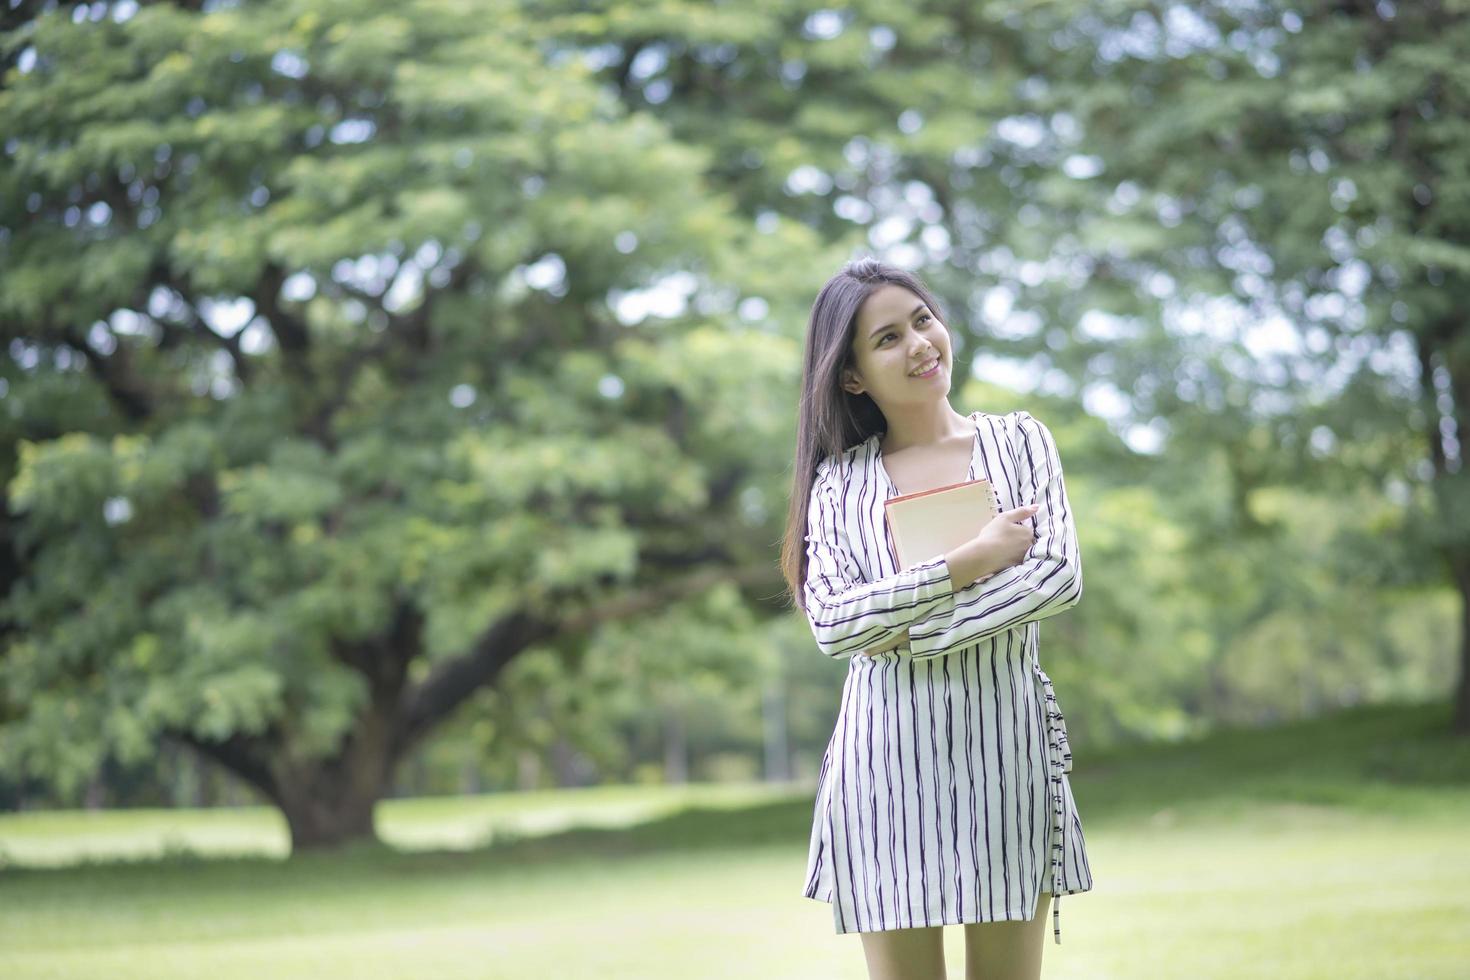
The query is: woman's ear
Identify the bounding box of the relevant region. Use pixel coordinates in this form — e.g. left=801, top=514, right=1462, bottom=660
left=841, top=365, right=866, bottom=396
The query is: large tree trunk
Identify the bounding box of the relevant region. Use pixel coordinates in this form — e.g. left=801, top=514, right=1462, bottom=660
left=276, top=775, right=381, bottom=850
left=175, top=733, right=382, bottom=850
left=176, top=608, right=521, bottom=851
left=272, top=686, right=404, bottom=850
left=171, top=594, right=719, bottom=846
left=176, top=686, right=403, bottom=852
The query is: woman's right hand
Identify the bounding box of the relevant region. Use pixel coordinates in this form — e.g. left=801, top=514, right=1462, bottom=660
left=943, top=503, right=1040, bottom=588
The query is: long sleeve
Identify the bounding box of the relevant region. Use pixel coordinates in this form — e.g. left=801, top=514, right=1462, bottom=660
left=801, top=456, right=957, bottom=659
left=906, top=411, right=1083, bottom=660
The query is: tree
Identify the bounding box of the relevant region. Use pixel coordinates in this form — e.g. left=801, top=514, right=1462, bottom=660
left=7, top=0, right=1464, bottom=854
left=1025, top=0, right=1470, bottom=731
left=0, top=0, right=840, bottom=847
left=552, top=0, right=1470, bottom=730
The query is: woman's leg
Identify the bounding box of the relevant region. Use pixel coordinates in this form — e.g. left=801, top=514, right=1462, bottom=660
left=961, top=891, right=1051, bottom=980
left=858, top=924, right=946, bottom=980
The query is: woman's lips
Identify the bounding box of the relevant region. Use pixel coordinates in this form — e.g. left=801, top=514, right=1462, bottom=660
left=910, top=359, right=941, bottom=379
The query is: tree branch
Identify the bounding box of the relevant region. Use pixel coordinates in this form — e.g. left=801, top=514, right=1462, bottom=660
left=558, top=562, right=775, bottom=634
left=57, top=323, right=156, bottom=422
left=396, top=610, right=555, bottom=752
left=256, top=261, right=314, bottom=380
left=329, top=597, right=421, bottom=698
left=154, top=275, right=256, bottom=386
left=166, top=730, right=281, bottom=806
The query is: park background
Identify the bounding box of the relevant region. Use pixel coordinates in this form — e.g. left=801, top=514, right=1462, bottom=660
left=1, top=0, right=1467, bottom=977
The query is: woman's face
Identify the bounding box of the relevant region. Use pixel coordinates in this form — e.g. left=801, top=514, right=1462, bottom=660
left=841, top=284, right=951, bottom=408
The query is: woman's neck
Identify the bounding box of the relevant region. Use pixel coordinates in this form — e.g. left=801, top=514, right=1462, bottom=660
left=879, top=404, right=971, bottom=454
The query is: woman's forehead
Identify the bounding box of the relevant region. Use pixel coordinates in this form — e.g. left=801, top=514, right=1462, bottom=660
left=855, top=284, right=925, bottom=330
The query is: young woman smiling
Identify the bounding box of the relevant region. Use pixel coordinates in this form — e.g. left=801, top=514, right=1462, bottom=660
left=781, top=258, right=1093, bottom=980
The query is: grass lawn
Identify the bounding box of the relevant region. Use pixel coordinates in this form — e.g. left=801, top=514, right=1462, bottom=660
left=0, top=699, right=1467, bottom=979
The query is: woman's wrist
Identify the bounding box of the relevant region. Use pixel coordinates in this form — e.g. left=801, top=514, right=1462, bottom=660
left=943, top=549, right=986, bottom=590
left=944, top=541, right=1008, bottom=589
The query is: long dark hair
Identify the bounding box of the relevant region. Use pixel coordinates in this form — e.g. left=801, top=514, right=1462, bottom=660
left=779, top=257, right=952, bottom=615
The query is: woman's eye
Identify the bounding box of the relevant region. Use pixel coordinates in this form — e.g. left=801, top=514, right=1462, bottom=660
left=882, top=315, right=929, bottom=346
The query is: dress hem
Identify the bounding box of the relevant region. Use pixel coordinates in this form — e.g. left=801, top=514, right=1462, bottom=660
left=800, top=884, right=1095, bottom=935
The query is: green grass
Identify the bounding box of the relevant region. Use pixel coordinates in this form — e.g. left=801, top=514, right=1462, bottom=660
left=1, top=699, right=1467, bottom=979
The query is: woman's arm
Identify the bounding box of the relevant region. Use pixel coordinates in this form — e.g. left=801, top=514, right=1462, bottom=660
left=801, top=457, right=958, bottom=659
left=904, top=411, right=1083, bottom=659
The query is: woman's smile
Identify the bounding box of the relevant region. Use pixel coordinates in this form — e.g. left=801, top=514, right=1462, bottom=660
left=909, top=357, right=941, bottom=379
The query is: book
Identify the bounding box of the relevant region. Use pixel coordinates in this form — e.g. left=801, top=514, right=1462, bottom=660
left=883, top=477, right=1002, bottom=571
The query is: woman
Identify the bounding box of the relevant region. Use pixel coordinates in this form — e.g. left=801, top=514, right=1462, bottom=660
left=779, top=257, right=1094, bottom=980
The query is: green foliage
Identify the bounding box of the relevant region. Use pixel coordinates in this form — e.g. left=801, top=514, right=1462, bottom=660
left=2, top=0, right=1466, bottom=817
left=0, top=0, right=834, bottom=805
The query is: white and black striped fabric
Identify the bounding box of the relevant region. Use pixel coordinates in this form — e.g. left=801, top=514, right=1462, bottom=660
left=799, top=410, right=1093, bottom=943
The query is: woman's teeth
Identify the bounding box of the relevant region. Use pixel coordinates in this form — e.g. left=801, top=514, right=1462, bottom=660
left=911, top=359, right=939, bottom=377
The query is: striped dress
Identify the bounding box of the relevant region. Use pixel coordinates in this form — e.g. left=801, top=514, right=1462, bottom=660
left=799, top=410, right=1094, bottom=943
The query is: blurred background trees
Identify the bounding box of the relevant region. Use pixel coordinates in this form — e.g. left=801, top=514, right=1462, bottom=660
left=2, top=0, right=1463, bottom=845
